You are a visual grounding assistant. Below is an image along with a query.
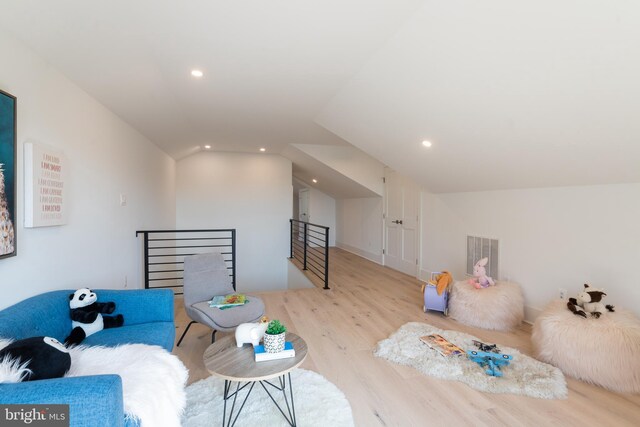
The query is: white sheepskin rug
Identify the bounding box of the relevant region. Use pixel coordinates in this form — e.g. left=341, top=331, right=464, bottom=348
left=0, top=339, right=188, bottom=427
left=532, top=300, right=640, bottom=393
left=374, top=322, right=567, bottom=399
left=182, top=368, right=354, bottom=427
left=0, top=341, right=31, bottom=383
left=448, top=280, right=524, bottom=331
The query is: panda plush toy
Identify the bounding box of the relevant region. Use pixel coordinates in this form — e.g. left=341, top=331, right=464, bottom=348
left=0, top=336, right=71, bottom=381
left=64, top=288, right=124, bottom=345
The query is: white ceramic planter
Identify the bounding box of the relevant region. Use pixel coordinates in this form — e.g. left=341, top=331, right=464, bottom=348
left=263, top=332, right=286, bottom=353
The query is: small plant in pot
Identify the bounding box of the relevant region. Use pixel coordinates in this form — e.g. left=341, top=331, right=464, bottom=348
left=263, top=320, right=287, bottom=353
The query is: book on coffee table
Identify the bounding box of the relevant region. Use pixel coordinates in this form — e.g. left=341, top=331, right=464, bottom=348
left=254, top=342, right=295, bottom=362
left=209, top=294, right=247, bottom=308
left=419, top=334, right=464, bottom=357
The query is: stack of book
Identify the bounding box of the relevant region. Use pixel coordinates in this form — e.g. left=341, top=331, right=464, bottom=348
left=209, top=294, right=247, bottom=309
left=254, top=342, right=295, bottom=362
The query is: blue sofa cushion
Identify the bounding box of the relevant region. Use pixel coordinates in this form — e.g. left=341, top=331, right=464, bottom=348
left=84, top=322, right=175, bottom=352
left=0, top=375, right=126, bottom=427
left=0, top=290, right=72, bottom=342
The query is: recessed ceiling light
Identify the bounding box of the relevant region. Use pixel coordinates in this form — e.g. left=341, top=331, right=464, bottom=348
left=204, top=145, right=211, bottom=149
left=191, top=69, right=204, bottom=78
left=422, top=140, right=433, bottom=148
left=259, top=148, right=266, bottom=152
left=312, top=179, right=318, bottom=183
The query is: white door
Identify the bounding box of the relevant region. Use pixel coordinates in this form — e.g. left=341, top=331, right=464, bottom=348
left=298, top=189, right=309, bottom=222
left=297, top=189, right=310, bottom=243
left=384, top=168, right=419, bottom=276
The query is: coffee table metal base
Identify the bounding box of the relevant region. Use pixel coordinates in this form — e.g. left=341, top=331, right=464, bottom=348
left=222, top=372, right=296, bottom=427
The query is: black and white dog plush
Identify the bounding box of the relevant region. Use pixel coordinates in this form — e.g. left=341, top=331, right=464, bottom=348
left=567, top=283, right=615, bottom=319
left=64, top=288, right=124, bottom=345
left=0, top=336, right=71, bottom=381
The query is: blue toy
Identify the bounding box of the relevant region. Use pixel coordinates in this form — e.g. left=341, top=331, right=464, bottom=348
left=467, top=350, right=513, bottom=377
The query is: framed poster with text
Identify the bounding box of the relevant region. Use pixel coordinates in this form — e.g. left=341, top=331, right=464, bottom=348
left=24, top=141, right=67, bottom=227
left=0, top=89, right=17, bottom=259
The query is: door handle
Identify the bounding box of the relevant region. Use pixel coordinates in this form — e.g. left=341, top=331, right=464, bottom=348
left=392, top=220, right=404, bottom=225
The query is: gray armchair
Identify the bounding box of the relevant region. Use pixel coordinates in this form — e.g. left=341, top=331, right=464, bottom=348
left=177, top=252, right=265, bottom=346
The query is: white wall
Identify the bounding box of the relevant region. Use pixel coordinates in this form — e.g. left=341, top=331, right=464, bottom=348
left=292, top=192, right=299, bottom=222
left=0, top=30, right=176, bottom=310
left=421, top=183, right=640, bottom=319
left=176, top=152, right=292, bottom=292
left=287, top=261, right=315, bottom=290
left=336, top=197, right=383, bottom=263
left=307, top=187, right=336, bottom=247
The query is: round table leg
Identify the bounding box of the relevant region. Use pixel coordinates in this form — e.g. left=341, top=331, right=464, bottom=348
left=221, top=373, right=297, bottom=427
left=259, top=372, right=297, bottom=426
left=222, top=380, right=256, bottom=427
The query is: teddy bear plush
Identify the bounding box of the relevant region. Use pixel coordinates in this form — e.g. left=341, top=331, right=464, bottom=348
left=64, top=288, right=124, bottom=345
left=567, top=283, right=615, bottom=318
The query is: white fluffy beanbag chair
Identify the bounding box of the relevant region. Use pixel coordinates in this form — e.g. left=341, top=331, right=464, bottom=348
left=532, top=300, right=640, bottom=393
left=448, top=280, right=524, bottom=331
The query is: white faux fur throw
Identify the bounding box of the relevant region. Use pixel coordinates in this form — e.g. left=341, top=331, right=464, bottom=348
left=1, top=338, right=28, bottom=382
left=532, top=300, right=640, bottom=393
left=0, top=339, right=188, bottom=427
left=449, top=280, right=524, bottom=331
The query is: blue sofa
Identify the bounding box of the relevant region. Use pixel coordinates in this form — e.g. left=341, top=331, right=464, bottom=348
left=0, top=289, right=175, bottom=427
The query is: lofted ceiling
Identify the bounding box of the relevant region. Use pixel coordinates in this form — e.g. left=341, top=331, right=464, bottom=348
left=317, top=1, right=640, bottom=192
left=0, top=0, right=422, bottom=159
left=1, top=1, right=639, bottom=193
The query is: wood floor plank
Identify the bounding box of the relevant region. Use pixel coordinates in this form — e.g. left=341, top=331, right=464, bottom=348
left=173, top=247, right=640, bottom=426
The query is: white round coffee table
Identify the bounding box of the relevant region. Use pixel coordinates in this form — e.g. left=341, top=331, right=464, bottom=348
left=204, top=332, right=308, bottom=427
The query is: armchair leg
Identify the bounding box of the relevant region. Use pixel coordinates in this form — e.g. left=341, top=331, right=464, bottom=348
left=211, top=330, right=217, bottom=343
left=177, top=320, right=197, bottom=347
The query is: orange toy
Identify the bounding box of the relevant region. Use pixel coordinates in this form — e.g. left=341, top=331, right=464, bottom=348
left=428, top=271, right=453, bottom=295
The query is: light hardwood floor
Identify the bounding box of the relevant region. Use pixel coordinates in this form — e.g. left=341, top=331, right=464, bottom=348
left=173, top=248, right=640, bottom=426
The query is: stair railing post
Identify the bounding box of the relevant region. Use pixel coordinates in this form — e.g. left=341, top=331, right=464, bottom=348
left=324, top=226, right=330, bottom=290
left=289, top=219, right=293, bottom=259
left=231, top=229, right=237, bottom=291
left=303, top=222, right=308, bottom=270
left=143, top=232, right=149, bottom=289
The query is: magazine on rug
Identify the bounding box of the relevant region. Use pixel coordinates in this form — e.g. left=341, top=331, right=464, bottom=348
left=420, top=334, right=464, bottom=357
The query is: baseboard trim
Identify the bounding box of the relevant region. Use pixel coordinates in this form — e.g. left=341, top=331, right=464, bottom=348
left=336, top=242, right=383, bottom=265
left=524, top=305, right=544, bottom=324
left=418, top=269, right=432, bottom=282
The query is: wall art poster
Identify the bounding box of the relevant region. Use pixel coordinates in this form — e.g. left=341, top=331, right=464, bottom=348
left=0, top=90, right=17, bottom=259
left=24, top=141, right=67, bottom=227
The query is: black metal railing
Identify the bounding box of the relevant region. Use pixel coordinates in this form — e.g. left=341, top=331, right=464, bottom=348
left=135, top=229, right=236, bottom=294
left=289, top=219, right=330, bottom=289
